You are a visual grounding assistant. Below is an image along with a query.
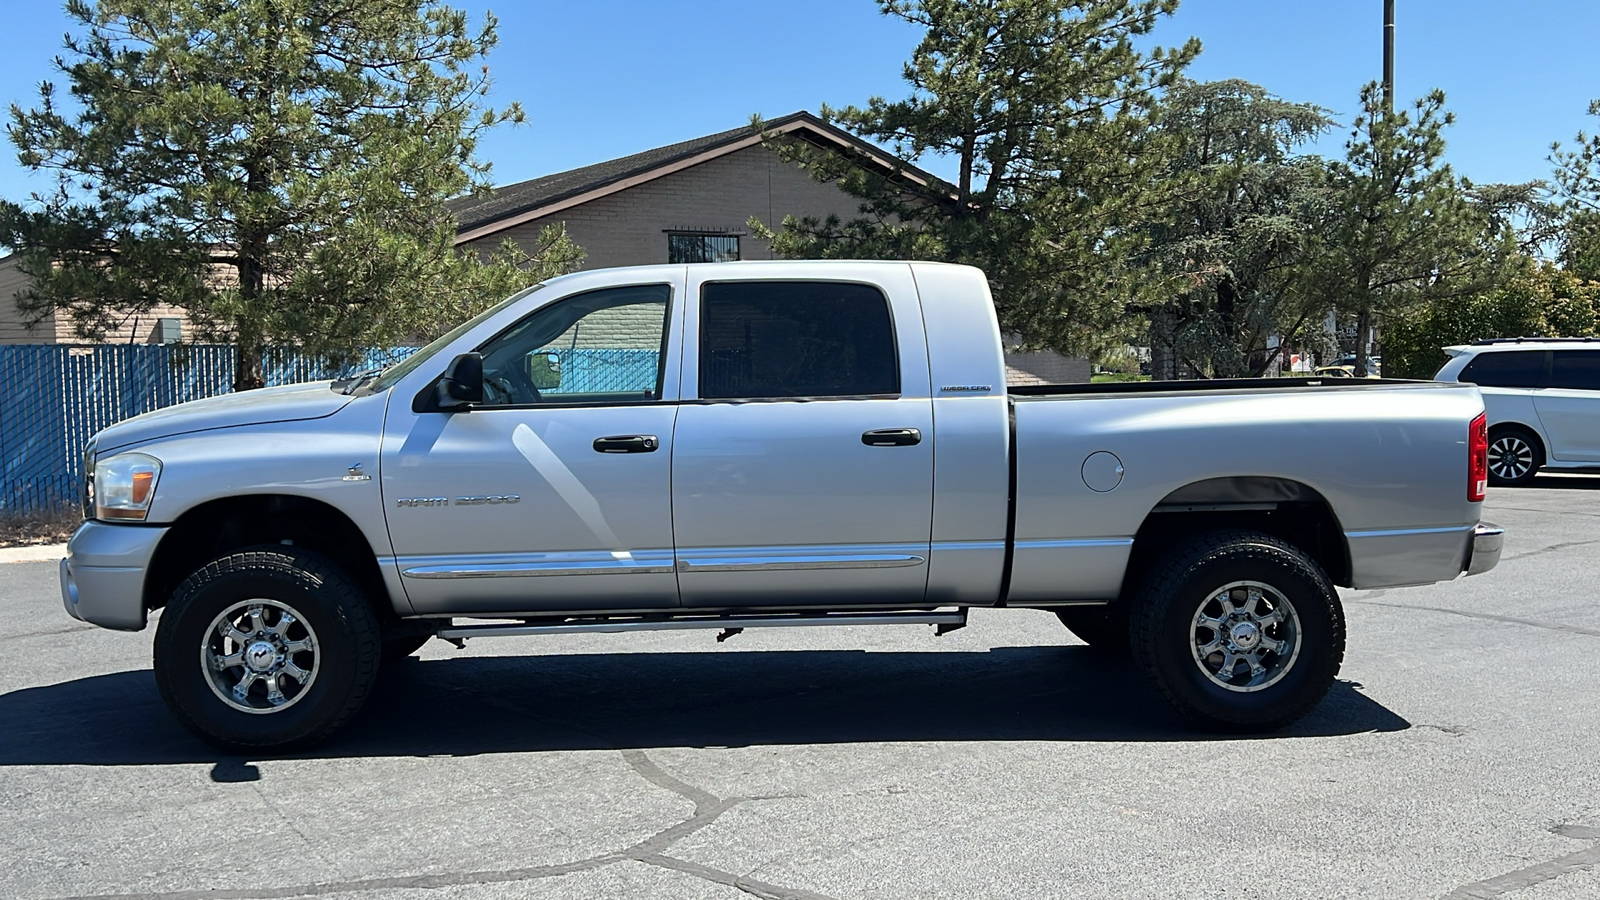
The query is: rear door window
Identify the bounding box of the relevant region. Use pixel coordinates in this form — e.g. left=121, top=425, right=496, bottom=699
left=1458, top=350, right=1545, bottom=388
left=698, top=281, right=899, bottom=399
left=1548, top=350, right=1600, bottom=391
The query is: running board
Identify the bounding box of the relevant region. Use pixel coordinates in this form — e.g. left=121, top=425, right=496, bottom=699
left=435, top=608, right=968, bottom=642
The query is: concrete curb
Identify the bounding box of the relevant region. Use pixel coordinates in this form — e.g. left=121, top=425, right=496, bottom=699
left=0, top=543, right=67, bottom=564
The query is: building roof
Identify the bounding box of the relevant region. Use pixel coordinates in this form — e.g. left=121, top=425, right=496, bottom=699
left=449, top=111, right=942, bottom=244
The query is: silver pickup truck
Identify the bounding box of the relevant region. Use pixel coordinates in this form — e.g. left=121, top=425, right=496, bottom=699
left=60, top=261, right=1503, bottom=749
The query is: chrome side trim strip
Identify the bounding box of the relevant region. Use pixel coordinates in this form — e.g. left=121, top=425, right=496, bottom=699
left=1011, top=538, right=1135, bottom=550
left=677, top=553, right=926, bottom=573
left=1345, top=525, right=1473, bottom=539
left=402, top=559, right=675, bottom=580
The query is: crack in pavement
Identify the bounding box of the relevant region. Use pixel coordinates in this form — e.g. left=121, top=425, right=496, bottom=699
left=1501, top=538, right=1600, bottom=562
left=1442, top=826, right=1600, bottom=898
left=1491, top=505, right=1600, bottom=519
left=642, top=852, right=841, bottom=900
left=1348, top=600, right=1600, bottom=639
left=43, top=714, right=837, bottom=900
left=0, top=624, right=97, bottom=643
left=616, top=751, right=841, bottom=900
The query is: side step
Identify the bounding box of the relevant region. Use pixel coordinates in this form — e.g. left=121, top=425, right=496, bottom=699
left=435, top=608, right=968, bottom=642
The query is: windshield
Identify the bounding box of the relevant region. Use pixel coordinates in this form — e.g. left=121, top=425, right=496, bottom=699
left=367, top=283, right=548, bottom=393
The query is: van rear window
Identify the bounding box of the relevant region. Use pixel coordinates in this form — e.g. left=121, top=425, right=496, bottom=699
left=1549, top=350, right=1600, bottom=391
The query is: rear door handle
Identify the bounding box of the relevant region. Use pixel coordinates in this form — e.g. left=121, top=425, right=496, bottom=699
left=862, top=428, right=921, bottom=447
left=593, top=434, right=659, bottom=453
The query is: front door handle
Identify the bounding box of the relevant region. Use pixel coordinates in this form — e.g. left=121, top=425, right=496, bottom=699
left=862, top=428, right=921, bottom=447
left=593, top=434, right=659, bottom=453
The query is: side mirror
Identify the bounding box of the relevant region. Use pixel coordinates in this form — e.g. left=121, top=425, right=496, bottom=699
left=528, top=352, right=562, bottom=390
left=437, top=352, right=483, bottom=409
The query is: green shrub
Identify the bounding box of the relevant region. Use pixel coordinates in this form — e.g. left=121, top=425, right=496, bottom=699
left=1383, top=265, right=1600, bottom=379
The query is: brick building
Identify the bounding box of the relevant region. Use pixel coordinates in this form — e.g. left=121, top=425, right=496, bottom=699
left=450, top=111, right=922, bottom=269
left=0, top=253, right=194, bottom=345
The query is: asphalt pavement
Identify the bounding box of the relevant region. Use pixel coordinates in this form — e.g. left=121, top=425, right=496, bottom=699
left=3, top=478, right=1600, bottom=899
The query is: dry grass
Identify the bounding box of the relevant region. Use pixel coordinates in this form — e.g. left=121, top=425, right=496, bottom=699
left=0, top=508, right=81, bottom=548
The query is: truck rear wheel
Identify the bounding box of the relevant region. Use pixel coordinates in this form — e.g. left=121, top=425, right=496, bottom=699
left=1131, top=531, right=1344, bottom=732
left=1054, top=606, right=1129, bottom=653
left=153, top=547, right=380, bottom=751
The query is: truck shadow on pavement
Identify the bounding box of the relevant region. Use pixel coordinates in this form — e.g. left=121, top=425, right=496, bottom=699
left=0, top=645, right=1409, bottom=766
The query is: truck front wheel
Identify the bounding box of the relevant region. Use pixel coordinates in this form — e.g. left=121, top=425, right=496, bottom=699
left=153, top=547, right=381, bottom=751
left=1131, top=532, right=1345, bottom=732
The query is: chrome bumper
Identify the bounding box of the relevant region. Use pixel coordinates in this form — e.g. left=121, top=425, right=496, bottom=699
left=59, top=520, right=166, bottom=631
left=1464, top=522, right=1503, bottom=577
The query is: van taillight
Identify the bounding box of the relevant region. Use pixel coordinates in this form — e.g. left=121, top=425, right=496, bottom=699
left=1468, top=412, right=1488, bottom=502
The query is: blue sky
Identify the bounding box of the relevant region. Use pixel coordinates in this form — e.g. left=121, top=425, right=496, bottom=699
left=1, top=0, right=1597, bottom=203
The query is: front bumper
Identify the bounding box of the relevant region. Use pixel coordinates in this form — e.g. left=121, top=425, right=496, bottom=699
left=59, top=520, right=168, bottom=631
left=1464, top=522, right=1503, bottom=577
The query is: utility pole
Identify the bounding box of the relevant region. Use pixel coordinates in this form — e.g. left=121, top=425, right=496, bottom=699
left=1383, top=0, right=1395, bottom=112
left=1357, top=0, right=1398, bottom=376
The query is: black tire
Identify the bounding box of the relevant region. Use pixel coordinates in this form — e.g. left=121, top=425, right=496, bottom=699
left=153, top=546, right=381, bottom=752
left=1054, top=606, right=1129, bottom=653
left=381, top=633, right=431, bottom=665
left=1130, top=531, right=1345, bottom=732
left=1487, top=425, right=1542, bottom=487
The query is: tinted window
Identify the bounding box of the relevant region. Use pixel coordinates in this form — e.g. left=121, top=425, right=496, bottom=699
left=700, top=281, right=898, bottom=399
left=1549, top=350, right=1600, bottom=391
left=1458, top=350, right=1544, bottom=388
left=476, top=284, right=670, bottom=405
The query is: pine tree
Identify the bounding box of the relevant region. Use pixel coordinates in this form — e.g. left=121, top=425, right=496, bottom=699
left=753, top=0, right=1199, bottom=357
left=1304, top=83, right=1510, bottom=376
left=0, top=0, right=580, bottom=389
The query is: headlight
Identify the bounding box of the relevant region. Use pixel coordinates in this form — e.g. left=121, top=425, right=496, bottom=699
left=95, top=453, right=162, bottom=521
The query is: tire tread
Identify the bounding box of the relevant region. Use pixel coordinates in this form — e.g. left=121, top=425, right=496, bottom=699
left=153, top=546, right=380, bottom=751
left=1130, top=530, right=1345, bottom=731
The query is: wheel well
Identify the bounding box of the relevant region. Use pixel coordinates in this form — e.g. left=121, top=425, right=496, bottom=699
left=1488, top=422, right=1546, bottom=465
left=142, top=495, right=392, bottom=624
left=1122, top=477, right=1351, bottom=594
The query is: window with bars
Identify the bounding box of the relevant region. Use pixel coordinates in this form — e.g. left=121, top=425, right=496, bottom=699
left=668, top=233, right=740, bottom=264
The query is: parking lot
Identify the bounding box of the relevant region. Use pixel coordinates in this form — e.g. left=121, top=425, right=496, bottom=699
left=3, top=480, right=1599, bottom=900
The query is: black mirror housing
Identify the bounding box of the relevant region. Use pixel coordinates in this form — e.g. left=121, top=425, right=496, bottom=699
left=437, top=352, right=484, bottom=409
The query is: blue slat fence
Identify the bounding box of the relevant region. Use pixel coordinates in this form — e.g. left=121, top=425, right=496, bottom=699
left=0, top=344, right=419, bottom=515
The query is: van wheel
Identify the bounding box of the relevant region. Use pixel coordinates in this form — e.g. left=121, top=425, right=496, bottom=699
left=1487, top=426, right=1541, bottom=486
left=1131, top=532, right=1344, bottom=732
left=1054, top=606, right=1129, bottom=653
left=153, top=547, right=380, bottom=751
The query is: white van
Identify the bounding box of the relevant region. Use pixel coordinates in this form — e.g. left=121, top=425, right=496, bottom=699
left=1436, top=339, right=1600, bottom=485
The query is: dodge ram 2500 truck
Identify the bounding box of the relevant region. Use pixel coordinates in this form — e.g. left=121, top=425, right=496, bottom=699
left=60, top=261, right=1503, bottom=750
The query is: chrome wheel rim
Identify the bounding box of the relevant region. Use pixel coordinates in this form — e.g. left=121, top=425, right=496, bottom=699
left=1190, top=581, right=1301, bottom=693
left=1488, top=435, right=1534, bottom=481
left=201, top=599, right=320, bottom=714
